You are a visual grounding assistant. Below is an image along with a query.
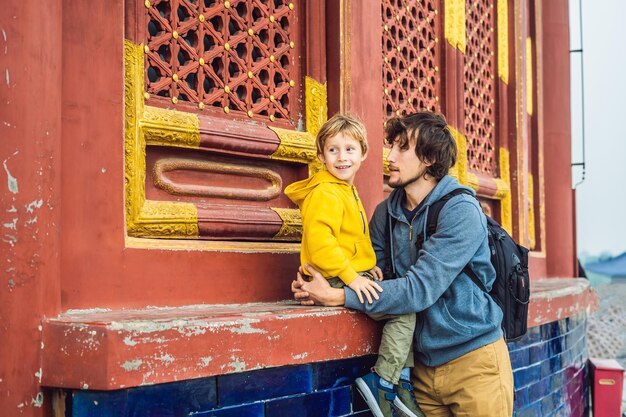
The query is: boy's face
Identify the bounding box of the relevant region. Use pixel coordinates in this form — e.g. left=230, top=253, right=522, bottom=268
left=318, top=133, right=367, bottom=185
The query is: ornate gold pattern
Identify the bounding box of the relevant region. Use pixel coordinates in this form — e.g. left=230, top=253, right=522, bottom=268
left=142, top=107, right=200, bottom=149
left=444, top=0, right=466, bottom=52
left=383, top=147, right=391, bottom=176
left=499, top=148, right=513, bottom=234
left=497, top=0, right=509, bottom=84
left=305, top=77, right=328, bottom=137
left=527, top=173, right=536, bottom=250
left=125, top=40, right=199, bottom=239
left=270, top=208, right=303, bottom=241
left=449, top=126, right=468, bottom=185
left=153, top=159, right=283, bottom=201
left=268, top=127, right=317, bottom=163
left=526, top=37, right=533, bottom=116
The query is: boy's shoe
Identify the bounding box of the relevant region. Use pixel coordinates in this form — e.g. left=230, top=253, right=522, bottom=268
left=394, top=379, right=426, bottom=417
left=355, top=372, right=398, bottom=417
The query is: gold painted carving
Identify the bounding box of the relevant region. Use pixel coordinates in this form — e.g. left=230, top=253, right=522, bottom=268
left=499, top=148, right=513, bottom=234
left=497, top=0, right=509, bottom=84
left=305, top=76, right=328, bottom=137
left=383, top=147, right=391, bottom=176
left=154, top=158, right=282, bottom=201
left=125, top=39, right=199, bottom=239
left=526, top=37, right=533, bottom=116
left=445, top=0, right=466, bottom=53
left=268, top=127, right=317, bottom=163
left=142, top=106, right=200, bottom=148
left=527, top=172, right=536, bottom=250
left=271, top=208, right=303, bottom=241
left=449, top=126, right=469, bottom=186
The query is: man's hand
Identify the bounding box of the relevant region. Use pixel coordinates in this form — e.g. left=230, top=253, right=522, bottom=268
left=348, top=275, right=383, bottom=304
left=368, top=265, right=384, bottom=281
left=291, top=264, right=345, bottom=306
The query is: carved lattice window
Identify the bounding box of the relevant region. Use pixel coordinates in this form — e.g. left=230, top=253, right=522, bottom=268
left=382, top=0, right=441, bottom=122
left=144, top=0, right=300, bottom=125
left=464, top=0, right=497, bottom=175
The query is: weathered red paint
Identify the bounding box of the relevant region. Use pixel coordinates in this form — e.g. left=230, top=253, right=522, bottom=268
left=41, top=304, right=381, bottom=390
left=40, top=279, right=597, bottom=391
left=0, top=1, right=62, bottom=414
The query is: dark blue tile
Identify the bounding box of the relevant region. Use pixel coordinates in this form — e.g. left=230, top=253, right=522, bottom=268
left=510, top=348, right=530, bottom=370
left=515, top=401, right=542, bottom=417
left=514, top=388, right=529, bottom=410
left=192, top=402, right=264, bottom=417
left=72, top=390, right=128, bottom=417
left=314, top=355, right=376, bottom=390
left=513, top=363, right=541, bottom=388
left=218, top=365, right=312, bottom=406
left=265, top=387, right=351, bottom=417
left=549, top=355, right=561, bottom=374
left=548, top=336, right=564, bottom=357
left=349, top=411, right=375, bottom=417
left=541, top=321, right=560, bottom=340
left=125, top=378, right=217, bottom=416
left=528, top=378, right=550, bottom=404
left=529, top=342, right=549, bottom=363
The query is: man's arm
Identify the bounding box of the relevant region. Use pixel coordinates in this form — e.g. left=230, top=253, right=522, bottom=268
left=345, top=197, right=488, bottom=315
left=292, top=265, right=346, bottom=306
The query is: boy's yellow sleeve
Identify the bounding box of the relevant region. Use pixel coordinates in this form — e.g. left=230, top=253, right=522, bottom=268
left=302, top=189, right=359, bottom=285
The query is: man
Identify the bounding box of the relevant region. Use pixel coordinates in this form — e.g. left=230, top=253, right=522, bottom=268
left=292, top=112, right=514, bottom=417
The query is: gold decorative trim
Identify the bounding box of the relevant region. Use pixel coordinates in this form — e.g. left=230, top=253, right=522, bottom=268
left=125, top=236, right=300, bottom=253
left=271, top=208, right=303, bottom=241
left=527, top=173, right=536, bottom=249
left=125, top=39, right=199, bottom=239
left=449, top=126, right=468, bottom=185
left=499, top=148, right=513, bottom=234
left=383, top=147, right=391, bottom=176
left=305, top=76, right=328, bottom=137
left=268, top=127, right=317, bottom=163
left=526, top=37, right=533, bottom=116
left=497, top=0, right=509, bottom=84
left=142, top=106, right=201, bottom=148
left=444, top=0, right=466, bottom=53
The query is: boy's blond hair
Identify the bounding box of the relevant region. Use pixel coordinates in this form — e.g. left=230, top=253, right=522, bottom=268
left=316, top=114, right=368, bottom=156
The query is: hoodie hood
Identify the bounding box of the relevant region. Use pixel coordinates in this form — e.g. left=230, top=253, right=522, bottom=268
left=284, top=170, right=348, bottom=207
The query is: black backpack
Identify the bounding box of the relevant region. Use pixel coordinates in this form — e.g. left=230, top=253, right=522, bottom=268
left=383, top=188, right=530, bottom=342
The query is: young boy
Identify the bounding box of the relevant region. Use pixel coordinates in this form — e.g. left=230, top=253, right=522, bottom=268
left=284, top=114, right=425, bottom=417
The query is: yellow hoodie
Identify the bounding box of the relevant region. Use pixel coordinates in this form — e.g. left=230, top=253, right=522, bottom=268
left=284, top=170, right=376, bottom=285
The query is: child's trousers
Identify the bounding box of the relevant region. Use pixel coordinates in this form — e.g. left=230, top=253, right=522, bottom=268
left=328, top=277, right=416, bottom=384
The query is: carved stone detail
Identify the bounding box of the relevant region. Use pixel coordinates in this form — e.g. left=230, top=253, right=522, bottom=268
left=444, top=0, right=466, bottom=52
left=129, top=201, right=199, bottom=239
left=268, top=127, right=317, bottom=164
left=305, top=76, right=328, bottom=137
left=497, top=0, right=509, bottom=84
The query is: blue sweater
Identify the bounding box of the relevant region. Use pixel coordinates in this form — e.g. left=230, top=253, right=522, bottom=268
left=344, top=175, right=503, bottom=366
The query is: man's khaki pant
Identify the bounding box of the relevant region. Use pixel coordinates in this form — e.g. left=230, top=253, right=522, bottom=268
left=411, top=337, right=514, bottom=417
left=328, top=277, right=416, bottom=384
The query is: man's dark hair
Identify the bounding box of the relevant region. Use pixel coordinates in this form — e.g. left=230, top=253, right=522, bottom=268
left=384, top=112, right=457, bottom=180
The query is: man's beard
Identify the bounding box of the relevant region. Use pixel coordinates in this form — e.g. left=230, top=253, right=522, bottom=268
left=388, top=167, right=428, bottom=189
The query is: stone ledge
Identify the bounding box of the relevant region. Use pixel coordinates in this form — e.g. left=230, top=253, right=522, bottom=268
left=41, top=278, right=597, bottom=390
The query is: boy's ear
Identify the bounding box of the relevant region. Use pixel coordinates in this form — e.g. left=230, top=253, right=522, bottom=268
left=317, top=152, right=325, bottom=163
left=361, top=150, right=368, bottom=162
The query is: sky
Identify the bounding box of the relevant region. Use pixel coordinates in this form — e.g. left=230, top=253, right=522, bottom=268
left=569, top=0, right=626, bottom=258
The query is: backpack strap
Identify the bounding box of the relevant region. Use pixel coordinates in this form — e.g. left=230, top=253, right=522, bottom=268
left=425, top=188, right=473, bottom=237
left=382, top=206, right=397, bottom=279
left=422, top=189, right=489, bottom=292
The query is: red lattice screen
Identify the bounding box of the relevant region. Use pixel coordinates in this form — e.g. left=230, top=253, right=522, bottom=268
left=144, top=0, right=299, bottom=124
left=382, top=0, right=441, bottom=123
left=464, top=0, right=497, bottom=175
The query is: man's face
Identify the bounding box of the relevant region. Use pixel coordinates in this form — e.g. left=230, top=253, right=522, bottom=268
left=386, top=135, right=430, bottom=189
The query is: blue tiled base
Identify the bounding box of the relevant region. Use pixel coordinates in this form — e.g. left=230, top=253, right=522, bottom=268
left=65, top=313, right=589, bottom=417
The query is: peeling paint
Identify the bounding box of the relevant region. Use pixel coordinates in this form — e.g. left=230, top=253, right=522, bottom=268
left=31, top=392, right=44, bottom=408
left=121, top=359, right=143, bottom=371
left=34, top=369, right=42, bottom=383
left=198, top=357, right=213, bottom=367
left=5, top=69, right=9, bottom=86
left=3, top=218, right=17, bottom=229
left=292, top=352, right=308, bottom=360
left=123, top=336, right=137, bottom=346
left=228, top=356, right=246, bottom=372
left=6, top=205, right=17, bottom=213
left=25, top=199, right=43, bottom=213
left=2, top=234, right=17, bottom=246
left=3, top=159, right=18, bottom=194
left=156, top=353, right=175, bottom=365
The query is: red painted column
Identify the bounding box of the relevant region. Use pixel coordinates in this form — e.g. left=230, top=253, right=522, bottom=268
left=0, top=1, right=62, bottom=414
left=539, top=0, right=575, bottom=277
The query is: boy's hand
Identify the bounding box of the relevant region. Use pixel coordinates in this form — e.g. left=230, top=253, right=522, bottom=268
left=348, top=275, right=383, bottom=304
left=368, top=266, right=384, bottom=281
